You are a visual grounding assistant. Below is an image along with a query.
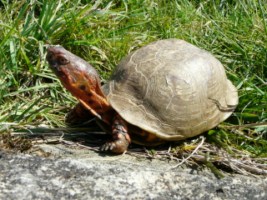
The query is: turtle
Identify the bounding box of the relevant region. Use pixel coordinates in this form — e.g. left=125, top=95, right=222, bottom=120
left=46, top=39, right=238, bottom=154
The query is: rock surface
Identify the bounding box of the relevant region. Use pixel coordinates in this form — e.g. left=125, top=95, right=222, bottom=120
left=0, top=143, right=267, bottom=200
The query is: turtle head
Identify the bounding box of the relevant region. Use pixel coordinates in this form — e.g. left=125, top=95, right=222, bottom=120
left=46, top=45, right=98, bottom=89
left=46, top=45, right=111, bottom=121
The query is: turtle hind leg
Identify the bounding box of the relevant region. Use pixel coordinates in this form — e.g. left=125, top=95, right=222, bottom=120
left=100, top=114, right=131, bottom=154
left=65, top=103, right=97, bottom=127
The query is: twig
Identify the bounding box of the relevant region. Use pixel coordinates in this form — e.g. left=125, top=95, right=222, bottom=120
left=222, top=122, right=267, bottom=129
left=168, top=136, right=205, bottom=170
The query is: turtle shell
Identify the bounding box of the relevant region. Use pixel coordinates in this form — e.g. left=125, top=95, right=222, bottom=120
left=105, top=39, right=238, bottom=142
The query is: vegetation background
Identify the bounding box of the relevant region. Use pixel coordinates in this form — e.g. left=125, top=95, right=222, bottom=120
left=0, top=0, right=266, bottom=175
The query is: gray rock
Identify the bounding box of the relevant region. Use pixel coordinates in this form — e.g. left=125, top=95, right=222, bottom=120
left=0, top=144, right=266, bottom=200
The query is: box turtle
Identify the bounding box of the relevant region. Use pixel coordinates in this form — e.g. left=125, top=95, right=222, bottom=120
left=46, top=39, right=238, bottom=154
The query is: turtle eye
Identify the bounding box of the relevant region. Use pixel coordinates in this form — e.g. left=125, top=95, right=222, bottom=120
left=57, top=55, right=69, bottom=65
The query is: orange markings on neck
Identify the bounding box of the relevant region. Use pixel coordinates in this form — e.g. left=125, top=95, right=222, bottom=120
left=58, top=63, right=114, bottom=124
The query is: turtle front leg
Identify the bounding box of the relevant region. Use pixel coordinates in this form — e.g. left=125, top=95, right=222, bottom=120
left=100, top=114, right=131, bottom=154
left=65, top=103, right=96, bottom=126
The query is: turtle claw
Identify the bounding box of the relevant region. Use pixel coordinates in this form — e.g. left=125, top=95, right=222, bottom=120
left=100, top=134, right=130, bottom=154
left=100, top=142, right=115, bottom=152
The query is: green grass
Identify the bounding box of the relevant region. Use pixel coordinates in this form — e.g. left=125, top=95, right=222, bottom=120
left=0, top=0, right=266, bottom=174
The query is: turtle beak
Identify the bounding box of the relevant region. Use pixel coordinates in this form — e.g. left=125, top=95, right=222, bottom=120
left=46, top=46, right=57, bottom=66
left=46, top=45, right=65, bottom=70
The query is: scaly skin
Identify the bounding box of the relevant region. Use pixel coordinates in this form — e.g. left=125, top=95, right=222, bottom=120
left=46, top=45, right=131, bottom=154
left=100, top=114, right=131, bottom=153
